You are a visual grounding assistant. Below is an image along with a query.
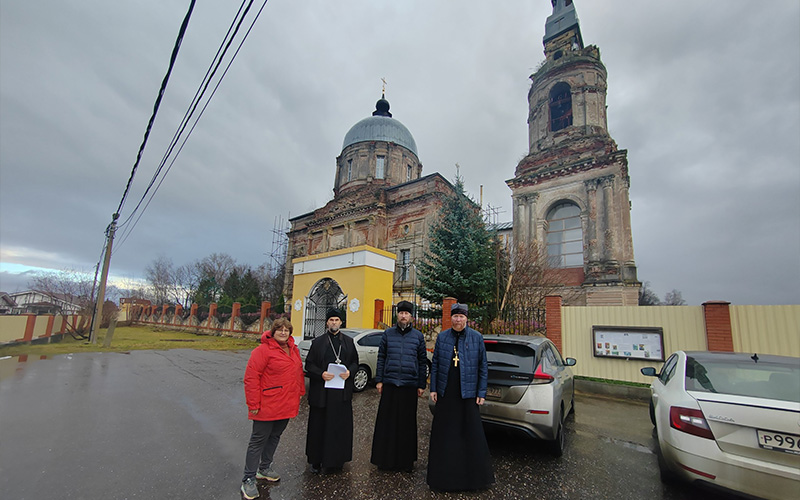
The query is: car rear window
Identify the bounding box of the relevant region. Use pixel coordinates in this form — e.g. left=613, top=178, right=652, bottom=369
left=685, top=356, right=800, bottom=403
left=485, top=342, right=537, bottom=373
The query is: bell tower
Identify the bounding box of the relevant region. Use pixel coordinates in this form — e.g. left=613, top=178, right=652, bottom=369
left=507, top=0, right=640, bottom=306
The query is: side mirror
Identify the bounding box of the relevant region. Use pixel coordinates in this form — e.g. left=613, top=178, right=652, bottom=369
left=640, top=367, right=657, bottom=377
left=564, top=357, right=577, bottom=366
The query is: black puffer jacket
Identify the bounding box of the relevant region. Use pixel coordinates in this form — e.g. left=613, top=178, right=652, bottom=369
left=375, top=324, right=427, bottom=389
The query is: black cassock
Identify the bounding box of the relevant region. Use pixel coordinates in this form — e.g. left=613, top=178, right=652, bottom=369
left=426, top=355, right=494, bottom=491
left=304, top=332, right=359, bottom=469
left=370, top=384, right=419, bottom=470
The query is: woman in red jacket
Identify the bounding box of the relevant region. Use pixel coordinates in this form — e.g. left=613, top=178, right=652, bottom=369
left=240, top=317, right=305, bottom=500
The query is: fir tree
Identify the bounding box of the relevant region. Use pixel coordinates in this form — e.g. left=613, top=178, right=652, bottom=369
left=417, top=177, right=496, bottom=305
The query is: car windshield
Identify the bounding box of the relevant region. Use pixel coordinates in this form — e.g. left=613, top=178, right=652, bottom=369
left=485, top=342, right=537, bottom=373
left=685, top=356, right=800, bottom=403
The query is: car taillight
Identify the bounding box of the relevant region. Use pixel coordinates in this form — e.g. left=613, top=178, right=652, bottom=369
left=669, top=406, right=714, bottom=439
left=532, top=364, right=554, bottom=384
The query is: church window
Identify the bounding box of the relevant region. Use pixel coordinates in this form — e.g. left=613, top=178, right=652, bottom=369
left=407, top=165, right=413, bottom=181
left=347, top=159, right=352, bottom=181
left=376, top=156, right=385, bottom=179
left=549, top=82, right=573, bottom=132
left=400, top=249, right=411, bottom=281
left=546, top=202, right=583, bottom=268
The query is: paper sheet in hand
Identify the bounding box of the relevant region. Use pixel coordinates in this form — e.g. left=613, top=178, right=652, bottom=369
left=324, top=363, right=347, bottom=389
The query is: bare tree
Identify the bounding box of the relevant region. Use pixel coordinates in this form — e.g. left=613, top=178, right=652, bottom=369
left=197, top=253, right=236, bottom=290
left=145, top=255, right=174, bottom=305
left=28, top=268, right=95, bottom=314
left=663, top=289, right=686, bottom=306
left=639, top=281, right=662, bottom=306
left=500, top=242, right=582, bottom=312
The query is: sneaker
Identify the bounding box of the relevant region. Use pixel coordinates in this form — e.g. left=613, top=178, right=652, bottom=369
left=241, top=477, right=259, bottom=499
left=256, top=467, right=280, bottom=482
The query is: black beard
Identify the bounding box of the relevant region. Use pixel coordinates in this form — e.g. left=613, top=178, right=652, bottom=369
left=327, top=327, right=340, bottom=334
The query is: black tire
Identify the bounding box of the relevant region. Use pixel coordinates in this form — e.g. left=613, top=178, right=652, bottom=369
left=568, top=390, right=576, bottom=418
left=549, top=410, right=565, bottom=457
left=657, top=445, right=678, bottom=484
left=353, top=365, right=370, bottom=392
left=649, top=399, right=656, bottom=427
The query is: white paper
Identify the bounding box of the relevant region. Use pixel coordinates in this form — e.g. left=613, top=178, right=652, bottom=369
left=324, top=363, right=347, bottom=389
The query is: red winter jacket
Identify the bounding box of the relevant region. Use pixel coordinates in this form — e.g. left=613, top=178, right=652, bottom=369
left=243, top=331, right=305, bottom=421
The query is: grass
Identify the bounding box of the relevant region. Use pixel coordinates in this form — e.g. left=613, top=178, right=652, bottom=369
left=0, top=326, right=258, bottom=357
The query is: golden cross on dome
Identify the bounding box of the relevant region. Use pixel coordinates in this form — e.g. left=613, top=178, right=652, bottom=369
left=381, top=77, right=387, bottom=95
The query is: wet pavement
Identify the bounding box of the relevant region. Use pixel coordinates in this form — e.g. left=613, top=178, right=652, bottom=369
left=0, top=350, right=731, bottom=499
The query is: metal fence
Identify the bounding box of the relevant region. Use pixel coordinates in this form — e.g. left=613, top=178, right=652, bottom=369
left=378, top=301, right=544, bottom=337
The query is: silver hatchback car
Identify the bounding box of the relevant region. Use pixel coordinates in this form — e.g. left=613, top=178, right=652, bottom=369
left=480, top=335, right=577, bottom=456
left=299, top=328, right=432, bottom=392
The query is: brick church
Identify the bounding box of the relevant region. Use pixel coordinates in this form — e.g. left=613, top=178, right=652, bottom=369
left=283, top=96, right=458, bottom=307
left=285, top=0, right=640, bottom=311
left=506, top=0, right=640, bottom=305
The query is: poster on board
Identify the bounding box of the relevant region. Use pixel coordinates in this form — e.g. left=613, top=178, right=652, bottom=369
left=592, top=326, right=665, bottom=361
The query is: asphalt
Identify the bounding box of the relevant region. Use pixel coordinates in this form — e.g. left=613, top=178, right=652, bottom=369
left=0, top=350, right=732, bottom=500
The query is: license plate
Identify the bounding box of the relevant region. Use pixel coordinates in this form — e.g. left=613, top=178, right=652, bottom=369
left=757, top=429, right=800, bottom=455
left=486, top=386, right=502, bottom=399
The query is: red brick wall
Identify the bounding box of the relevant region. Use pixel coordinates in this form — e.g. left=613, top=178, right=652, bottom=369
left=703, top=301, right=734, bottom=352
left=545, top=295, right=563, bottom=353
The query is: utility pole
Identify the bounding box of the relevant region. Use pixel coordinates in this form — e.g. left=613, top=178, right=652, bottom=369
left=89, top=213, right=119, bottom=344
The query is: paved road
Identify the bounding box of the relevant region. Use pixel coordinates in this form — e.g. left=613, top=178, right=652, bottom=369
left=0, top=350, right=732, bottom=499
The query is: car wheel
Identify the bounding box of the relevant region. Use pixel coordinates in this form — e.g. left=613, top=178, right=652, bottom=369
left=353, top=365, right=370, bottom=392
left=656, top=445, right=677, bottom=483
left=649, top=399, right=656, bottom=427
left=549, top=411, right=565, bottom=457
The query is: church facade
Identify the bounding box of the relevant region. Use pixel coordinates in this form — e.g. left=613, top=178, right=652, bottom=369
left=507, top=0, right=640, bottom=306
left=284, top=97, right=457, bottom=318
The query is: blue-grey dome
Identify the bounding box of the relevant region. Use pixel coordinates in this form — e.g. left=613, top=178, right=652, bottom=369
left=342, top=98, right=418, bottom=155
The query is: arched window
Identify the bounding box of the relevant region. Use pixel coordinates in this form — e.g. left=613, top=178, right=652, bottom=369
left=546, top=202, right=583, bottom=268
left=549, top=82, right=573, bottom=132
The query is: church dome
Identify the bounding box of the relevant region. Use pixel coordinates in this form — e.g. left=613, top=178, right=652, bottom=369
left=342, top=97, right=418, bottom=155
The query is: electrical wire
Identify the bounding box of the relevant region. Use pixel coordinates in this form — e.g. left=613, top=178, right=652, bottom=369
left=117, top=0, right=252, bottom=230
left=115, top=0, right=197, bottom=218
left=115, top=0, right=270, bottom=250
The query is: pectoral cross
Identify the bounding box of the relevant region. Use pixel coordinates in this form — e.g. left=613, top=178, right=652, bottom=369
left=453, top=346, right=460, bottom=367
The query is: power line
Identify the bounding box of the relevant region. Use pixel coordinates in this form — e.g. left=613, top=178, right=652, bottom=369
left=115, top=0, right=197, bottom=218
left=115, top=0, right=271, bottom=250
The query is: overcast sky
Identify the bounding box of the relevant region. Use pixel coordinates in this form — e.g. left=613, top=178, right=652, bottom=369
left=1, top=0, right=798, bottom=306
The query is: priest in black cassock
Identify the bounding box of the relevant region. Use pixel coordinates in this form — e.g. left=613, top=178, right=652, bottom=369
left=304, top=309, right=359, bottom=474
left=370, top=300, right=428, bottom=471
left=427, top=302, right=494, bottom=491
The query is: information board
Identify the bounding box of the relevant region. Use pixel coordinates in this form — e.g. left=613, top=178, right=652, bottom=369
left=592, top=326, right=664, bottom=361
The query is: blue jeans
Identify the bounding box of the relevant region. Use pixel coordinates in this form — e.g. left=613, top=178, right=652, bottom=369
left=242, top=419, right=289, bottom=481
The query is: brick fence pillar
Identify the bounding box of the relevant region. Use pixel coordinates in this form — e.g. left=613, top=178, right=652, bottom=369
left=703, top=301, right=734, bottom=352
left=209, top=303, right=218, bottom=319
left=190, top=303, right=198, bottom=317
left=545, top=295, right=563, bottom=353
left=43, top=315, right=55, bottom=338
left=161, top=305, right=169, bottom=324
left=18, top=314, right=37, bottom=343
left=442, top=297, right=457, bottom=332
left=231, top=302, right=241, bottom=331
left=260, top=301, right=271, bottom=333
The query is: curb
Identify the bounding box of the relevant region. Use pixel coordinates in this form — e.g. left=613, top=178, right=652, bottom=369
left=575, top=378, right=650, bottom=402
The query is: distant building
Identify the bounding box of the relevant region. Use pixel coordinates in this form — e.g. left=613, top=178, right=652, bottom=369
left=0, top=292, right=17, bottom=314
left=506, top=0, right=640, bottom=305
left=7, top=290, right=83, bottom=315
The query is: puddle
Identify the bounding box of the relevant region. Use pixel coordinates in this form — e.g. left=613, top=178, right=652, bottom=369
left=599, top=435, right=653, bottom=454
left=0, top=354, right=51, bottom=383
